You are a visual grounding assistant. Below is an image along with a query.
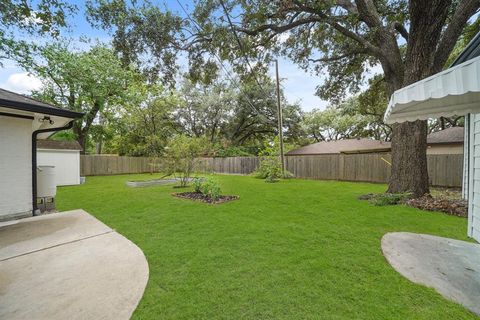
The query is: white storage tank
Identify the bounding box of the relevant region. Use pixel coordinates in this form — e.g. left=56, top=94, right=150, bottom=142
left=37, top=165, right=56, bottom=198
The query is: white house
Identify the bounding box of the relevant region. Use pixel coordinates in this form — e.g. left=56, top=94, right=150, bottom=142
left=0, top=88, right=83, bottom=221
left=37, top=139, right=82, bottom=186
left=384, top=32, right=480, bottom=242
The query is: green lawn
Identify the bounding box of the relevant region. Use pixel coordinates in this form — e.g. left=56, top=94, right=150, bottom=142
left=57, top=174, right=476, bottom=319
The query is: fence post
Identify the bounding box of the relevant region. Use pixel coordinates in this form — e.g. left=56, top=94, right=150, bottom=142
left=338, top=154, right=345, bottom=181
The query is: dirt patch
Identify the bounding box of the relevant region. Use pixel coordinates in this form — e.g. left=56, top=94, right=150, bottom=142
left=172, top=192, right=239, bottom=204
left=406, top=196, right=467, bottom=218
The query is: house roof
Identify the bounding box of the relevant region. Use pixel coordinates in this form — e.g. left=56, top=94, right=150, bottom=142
left=287, top=129, right=464, bottom=156
left=451, top=31, right=480, bottom=67
left=286, top=139, right=391, bottom=156
left=0, top=88, right=83, bottom=119
left=427, top=127, right=464, bottom=144
left=37, top=139, right=83, bottom=151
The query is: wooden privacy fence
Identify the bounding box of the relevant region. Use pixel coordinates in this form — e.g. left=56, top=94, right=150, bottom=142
left=80, top=155, right=157, bottom=176
left=80, top=153, right=463, bottom=187
left=196, top=157, right=260, bottom=175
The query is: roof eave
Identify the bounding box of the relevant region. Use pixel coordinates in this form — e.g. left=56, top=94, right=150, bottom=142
left=0, top=98, right=84, bottom=119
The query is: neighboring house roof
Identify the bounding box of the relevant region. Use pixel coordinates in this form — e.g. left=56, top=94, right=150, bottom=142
left=0, top=88, right=83, bottom=119
left=287, top=128, right=465, bottom=156
left=286, top=139, right=391, bottom=156
left=427, top=127, right=464, bottom=145
left=37, top=139, right=83, bottom=151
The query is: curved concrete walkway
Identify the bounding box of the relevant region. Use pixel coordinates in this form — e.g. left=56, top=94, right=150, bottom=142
left=382, top=232, right=480, bottom=316
left=0, top=209, right=149, bottom=320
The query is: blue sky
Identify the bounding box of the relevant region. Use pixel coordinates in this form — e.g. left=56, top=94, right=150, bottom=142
left=0, top=1, right=379, bottom=111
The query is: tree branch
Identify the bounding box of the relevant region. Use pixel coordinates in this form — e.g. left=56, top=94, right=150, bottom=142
left=308, top=49, right=367, bottom=63
left=391, top=22, right=409, bottom=41
left=336, top=0, right=358, bottom=14
left=354, top=0, right=382, bottom=28
left=433, top=0, right=480, bottom=72
left=236, top=16, right=321, bottom=36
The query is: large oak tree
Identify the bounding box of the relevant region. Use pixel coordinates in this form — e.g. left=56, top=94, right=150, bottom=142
left=192, top=0, right=480, bottom=197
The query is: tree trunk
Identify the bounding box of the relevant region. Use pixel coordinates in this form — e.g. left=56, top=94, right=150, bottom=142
left=388, top=120, right=429, bottom=197
left=385, top=0, right=453, bottom=197
left=77, top=134, right=87, bottom=155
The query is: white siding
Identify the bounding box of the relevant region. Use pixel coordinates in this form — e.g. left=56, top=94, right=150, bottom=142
left=0, top=116, right=32, bottom=219
left=468, top=113, right=480, bottom=242
left=463, top=118, right=469, bottom=199
left=37, top=149, right=80, bottom=186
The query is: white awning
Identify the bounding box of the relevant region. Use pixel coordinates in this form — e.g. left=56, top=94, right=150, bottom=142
left=384, top=55, right=480, bottom=124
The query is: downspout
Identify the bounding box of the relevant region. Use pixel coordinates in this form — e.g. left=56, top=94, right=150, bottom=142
left=31, top=120, right=75, bottom=215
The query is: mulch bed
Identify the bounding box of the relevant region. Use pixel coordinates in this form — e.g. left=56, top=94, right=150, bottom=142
left=358, top=193, right=468, bottom=217
left=405, top=196, right=467, bottom=218
left=172, top=192, right=239, bottom=204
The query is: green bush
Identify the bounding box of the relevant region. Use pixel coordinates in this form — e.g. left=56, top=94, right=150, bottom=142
left=254, top=157, right=293, bottom=182
left=368, top=192, right=412, bottom=206
left=192, top=177, right=203, bottom=193
left=253, top=138, right=293, bottom=182
left=192, top=177, right=221, bottom=200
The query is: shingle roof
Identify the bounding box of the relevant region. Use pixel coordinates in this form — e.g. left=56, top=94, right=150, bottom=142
left=0, top=88, right=83, bottom=119
left=286, top=139, right=391, bottom=156
left=288, top=128, right=464, bottom=156
left=37, top=139, right=83, bottom=151
left=427, top=127, right=464, bottom=144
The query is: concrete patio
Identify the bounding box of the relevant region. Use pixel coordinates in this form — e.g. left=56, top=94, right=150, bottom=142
left=0, top=209, right=149, bottom=320
left=382, top=232, right=480, bottom=316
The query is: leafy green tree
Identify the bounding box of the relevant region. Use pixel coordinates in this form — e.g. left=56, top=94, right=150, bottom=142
left=164, top=135, right=211, bottom=187
left=191, top=0, right=480, bottom=197
left=303, top=99, right=371, bottom=142
left=0, top=0, right=75, bottom=63
left=176, top=78, right=236, bottom=142
left=19, top=43, right=136, bottom=152
left=344, top=76, right=392, bottom=141
left=225, top=78, right=303, bottom=146
left=117, top=82, right=179, bottom=156
left=86, top=0, right=192, bottom=84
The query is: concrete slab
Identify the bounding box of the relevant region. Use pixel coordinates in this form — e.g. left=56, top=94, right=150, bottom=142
left=0, top=210, right=112, bottom=260
left=382, top=232, right=480, bottom=316
left=0, top=210, right=149, bottom=320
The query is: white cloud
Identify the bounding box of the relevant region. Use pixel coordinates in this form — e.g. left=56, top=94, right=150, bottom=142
left=1, top=72, right=43, bottom=94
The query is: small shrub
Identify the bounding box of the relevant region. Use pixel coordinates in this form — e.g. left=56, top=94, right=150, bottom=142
left=253, top=137, right=293, bottom=182
left=192, top=177, right=204, bottom=193
left=282, top=170, right=294, bottom=179
left=253, top=156, right=293, bottom=182
left=368, top=192, right=412, bottom=206
left=199, top=177, right=221, bottom=200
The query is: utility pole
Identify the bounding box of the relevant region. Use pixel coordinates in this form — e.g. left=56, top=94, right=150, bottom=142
left=275, top=59, right=285, bottom=175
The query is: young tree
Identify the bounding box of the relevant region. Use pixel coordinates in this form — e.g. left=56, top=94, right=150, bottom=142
left=164, top=135, right=210, bottom=187
left=191, top=0, right=480, bottom=197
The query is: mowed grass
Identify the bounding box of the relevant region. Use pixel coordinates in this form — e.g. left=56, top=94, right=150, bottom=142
left=57, top=174, right=477, bottom=319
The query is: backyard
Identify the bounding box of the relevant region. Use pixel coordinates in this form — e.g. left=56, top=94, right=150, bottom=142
left=56, top=174, right=476, bottom=319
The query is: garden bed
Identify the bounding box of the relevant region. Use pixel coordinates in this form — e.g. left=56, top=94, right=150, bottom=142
left=359, top=189, right=467, bottom=218
left=406, top=196, right=467, bottom=217
left=172, top=192, right=239, bottom=204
